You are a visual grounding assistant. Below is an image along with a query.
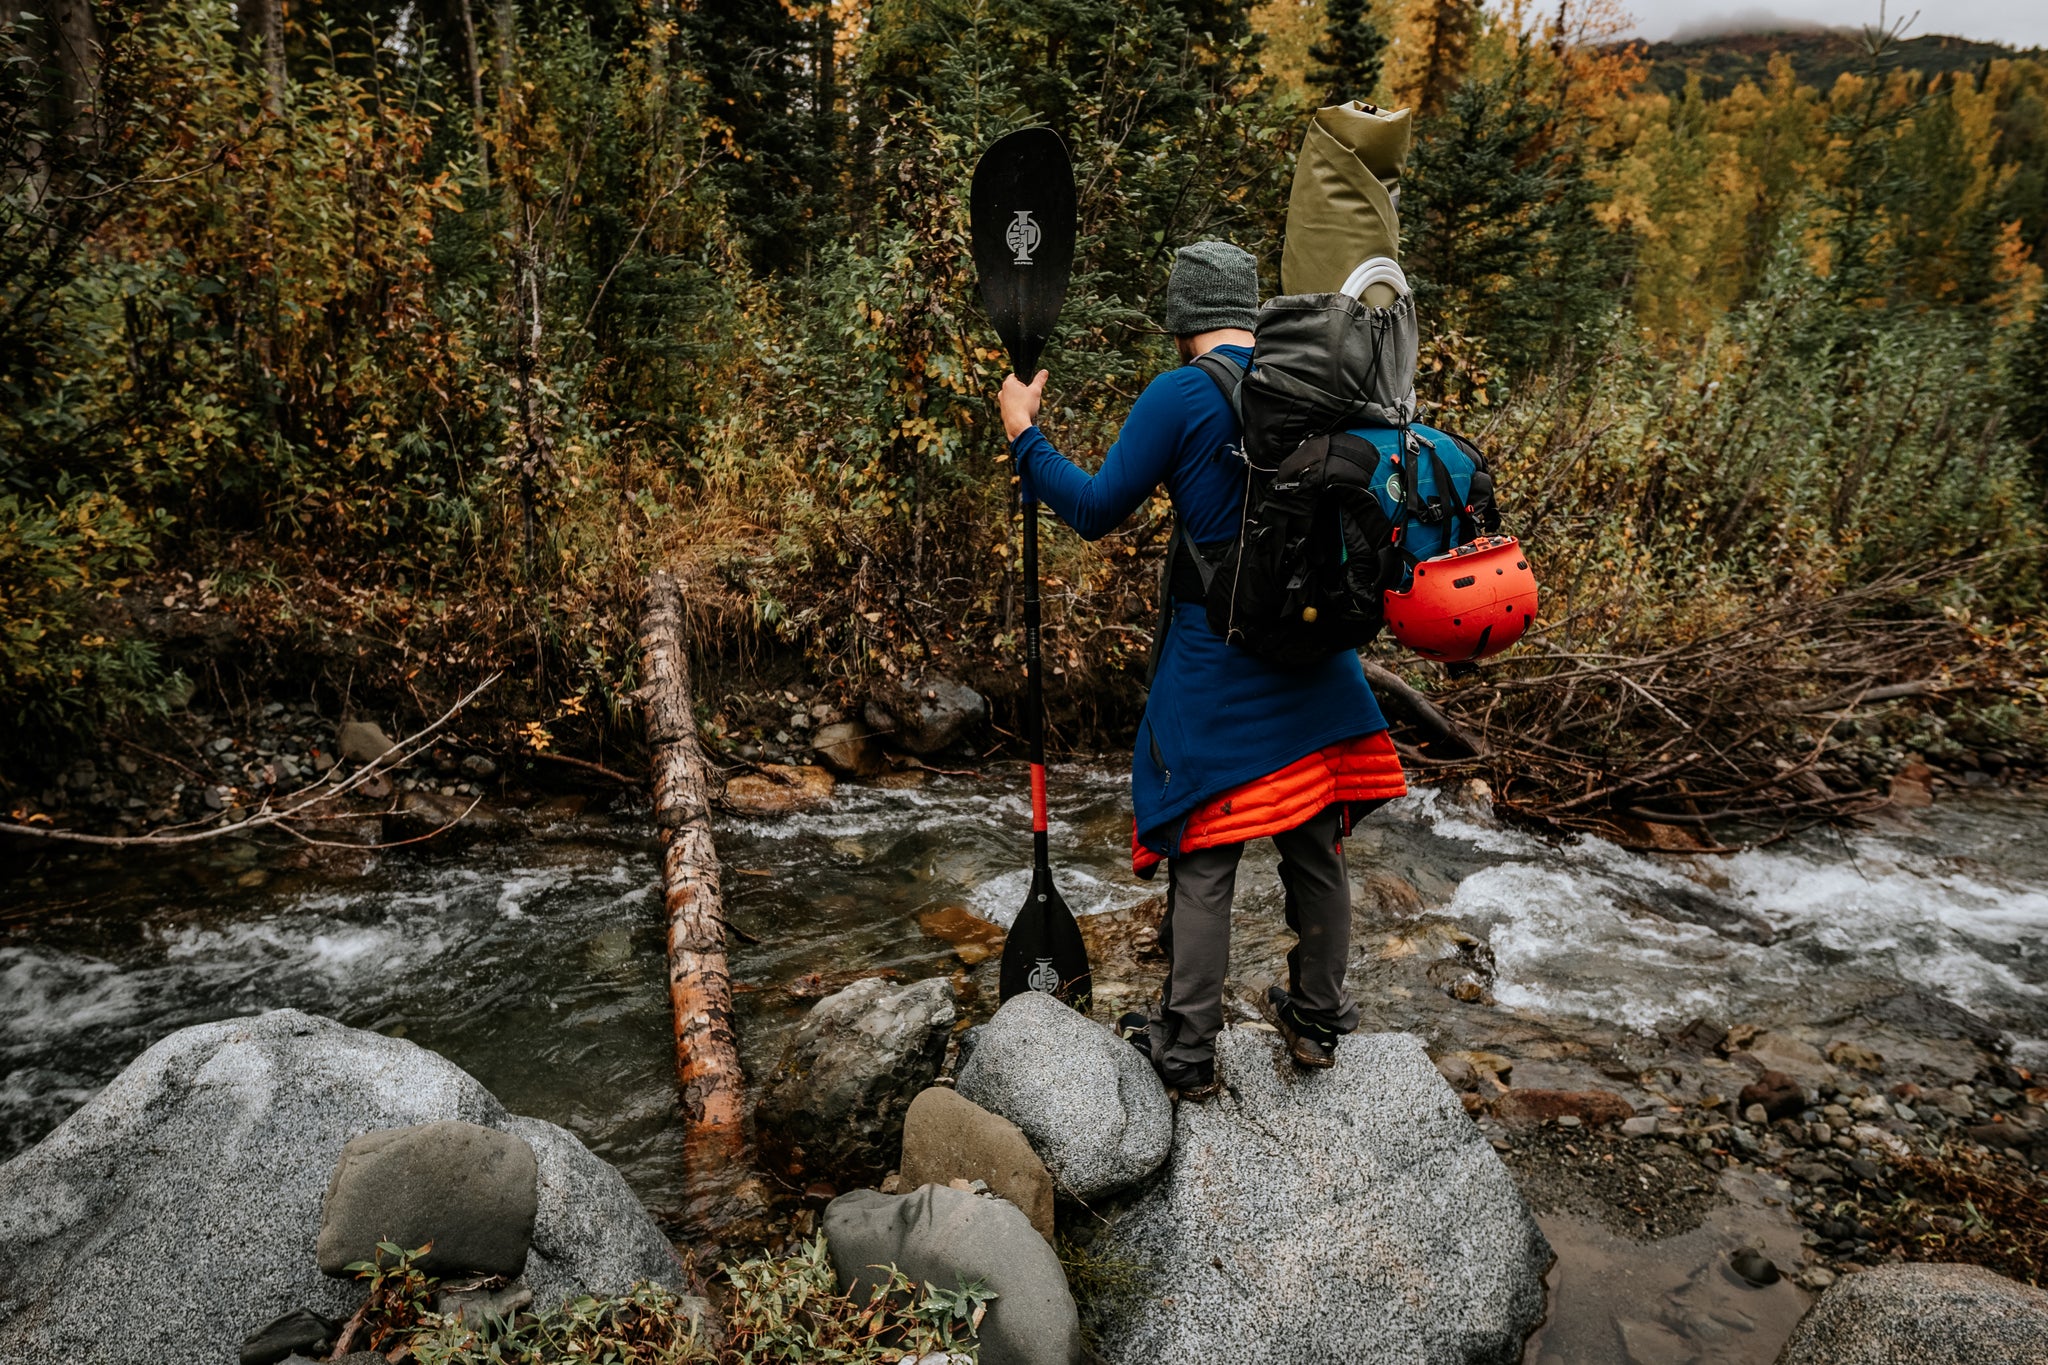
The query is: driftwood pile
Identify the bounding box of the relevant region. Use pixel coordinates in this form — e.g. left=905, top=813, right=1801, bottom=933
left=1371, top=566, right=2000, bottom=850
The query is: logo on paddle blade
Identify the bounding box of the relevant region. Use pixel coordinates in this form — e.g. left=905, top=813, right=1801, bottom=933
left=1025, top=956, right=1060, bottom=993
left=1007, top=210, right=1042, bottom=265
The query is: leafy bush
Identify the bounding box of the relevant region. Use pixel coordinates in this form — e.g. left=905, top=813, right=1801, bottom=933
left=364, top=1235, right=986, bottom=1365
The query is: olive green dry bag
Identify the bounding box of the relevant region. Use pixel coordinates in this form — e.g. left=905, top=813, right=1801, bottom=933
left=1279, top=102, right=1413, bottom=304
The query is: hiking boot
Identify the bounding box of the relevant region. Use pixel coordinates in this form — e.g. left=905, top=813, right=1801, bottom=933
left=1267, top=986, right=1337, bottom=1069
left=1121, top=1011, right=1221, bottom=1100
left=1161, top=1057, right=1222, bottom=1103
left=1116, top=1011, right=1151, bottom=1048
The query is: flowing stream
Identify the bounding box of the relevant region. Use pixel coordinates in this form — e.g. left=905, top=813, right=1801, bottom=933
left=3, top=770, right=2044, bottom=1363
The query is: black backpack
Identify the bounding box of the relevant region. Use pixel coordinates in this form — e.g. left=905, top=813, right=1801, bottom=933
left=1148, top=353, right=1401, bottom=674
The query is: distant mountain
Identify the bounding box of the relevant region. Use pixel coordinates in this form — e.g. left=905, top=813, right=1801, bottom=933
left=1640, top=29, right=2044, bottom=99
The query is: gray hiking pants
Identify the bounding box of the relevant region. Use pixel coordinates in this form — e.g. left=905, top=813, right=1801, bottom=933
left=1144, top=803, right=1359, bottom=1075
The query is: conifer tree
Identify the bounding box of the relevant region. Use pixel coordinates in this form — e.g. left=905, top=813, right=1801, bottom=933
left=1387, top=0, right=1475, bottom=117
left=1405, top=54, right=1616, bottom=373
left=1307, top=0, right=1386, bottom=107
left=681, top=0, right=834, bottom=273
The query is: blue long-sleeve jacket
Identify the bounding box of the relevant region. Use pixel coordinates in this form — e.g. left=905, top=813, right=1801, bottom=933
left=1010, top=346, right=1390, bottom=855
left=1012, top=345, right=1252, bottom=545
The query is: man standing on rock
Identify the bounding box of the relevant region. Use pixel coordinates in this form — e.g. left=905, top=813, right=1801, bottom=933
left=998, top=241, right=1406, bottom=1099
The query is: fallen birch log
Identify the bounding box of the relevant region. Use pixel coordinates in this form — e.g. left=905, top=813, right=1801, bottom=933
left=639, top=571, right=754, bottom=1217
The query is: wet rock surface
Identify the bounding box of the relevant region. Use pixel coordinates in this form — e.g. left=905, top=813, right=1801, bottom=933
left=824, top=1183, right=1080, bottom=1365
left=721, top=762, right=836, bottom=816
left=0, top=1010, right=682, bottom=1365
left=756, top=976, right=956, bottom=1184
left=954, top=990, right=1172, bottom=1201
left=1085, top=1028, right=1551, bottom=1364
left=1774, top=1262, right=2048, bottom=1364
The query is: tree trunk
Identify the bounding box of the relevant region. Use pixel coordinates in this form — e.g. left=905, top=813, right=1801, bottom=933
left=640, top=571, right=763, bottom=1230
left=493, top=0, right=513, bottom=89
left=47, top=0, right=102, bottom=146
left=258, top=0, right=286, bottom=116
left=452, top=0, right=488, bottom=179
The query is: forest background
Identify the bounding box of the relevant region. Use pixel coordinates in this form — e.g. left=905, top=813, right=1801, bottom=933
left=4, top=0, right=2047, bottom=829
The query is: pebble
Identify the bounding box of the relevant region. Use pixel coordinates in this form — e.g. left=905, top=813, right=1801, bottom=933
left=1620, top=1115, right=1660, bottom=1138
left=1743, top=1103, right=1768, bottom=1124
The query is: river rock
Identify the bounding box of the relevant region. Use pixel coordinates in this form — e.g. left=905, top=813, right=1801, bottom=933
left=722, top=763, right=835, bottom=816
left=1493, top=1087, right=1634, bottom=1127
left=812, top=721, right=884, bottom=777
left=435, top=1279, right=535, bottom=1325
left=316, top=1120, right=537, bottom=1277
left=757, top=976, right=956, bottom=1184
left=0, top=1009, right=686, bottom=1365
left=865, top=675, right=987, bottom=755
left=381, top=790, right=513, bottom=842
left=336, top=719, right=399, bottom=765
left=954, top=990, right=1172, bottom=1201
left=1747, top=1032, right=1834, bottom=1086
left=899, top=1086, right=1056, bottom=1241
left=1084, top=1028, right=1550, bottom=1365
left=823, top=1183, right=1079, bottom=1365
left=238, top=1308, right=337, bottom=1365
left=1740, top=1069, right=1809, bottom=1121
left=1888, top=761, right=1935, bottom=809
left=1774, top=1262, right=2048, bottom=1364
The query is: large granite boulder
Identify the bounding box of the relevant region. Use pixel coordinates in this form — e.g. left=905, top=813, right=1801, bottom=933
left=756, top=976, right=956, bottom=1185
left=0, top=1010, right=685, bottom=1365
left=865, top=675, right=987, bottom=755
left=1774, top=1262, right=2048, bottom=1364
left=1084, top=1028, right=1551, bottom=1365
left=955, top=990, right=1172, bottom=1201
left=824, top=1183, right=1079, bottom=1365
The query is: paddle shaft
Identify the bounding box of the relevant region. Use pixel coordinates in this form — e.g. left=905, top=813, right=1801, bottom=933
left=1019, top=411, right=1050, bottom=871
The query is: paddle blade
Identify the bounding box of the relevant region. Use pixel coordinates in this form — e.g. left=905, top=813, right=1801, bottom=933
left=970, top=127, right=1077, bottom=379
left=1000, top=863, right=1093, bottom=1014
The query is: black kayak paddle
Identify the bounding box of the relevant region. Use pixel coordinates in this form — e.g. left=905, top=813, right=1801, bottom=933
left=970, top=128, right=1091, bottom=1014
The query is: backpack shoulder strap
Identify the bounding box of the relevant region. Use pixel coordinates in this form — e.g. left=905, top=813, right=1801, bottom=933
left=1190, top=349, right=1248, bottom=427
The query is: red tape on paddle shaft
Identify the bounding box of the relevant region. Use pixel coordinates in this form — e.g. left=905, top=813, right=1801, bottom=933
left=1030, top=763, right=1048, bottom=832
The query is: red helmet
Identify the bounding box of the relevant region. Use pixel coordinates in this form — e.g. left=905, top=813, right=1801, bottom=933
left=1384, top=535, right=1537, bottom=663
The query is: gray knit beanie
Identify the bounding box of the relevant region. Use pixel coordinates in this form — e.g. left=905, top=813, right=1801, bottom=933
left=1161, top=240, right=1258, bottom=336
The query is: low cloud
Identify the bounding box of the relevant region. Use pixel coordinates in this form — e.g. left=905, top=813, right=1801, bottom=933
left=1666, top=9, right=1840, bottom=42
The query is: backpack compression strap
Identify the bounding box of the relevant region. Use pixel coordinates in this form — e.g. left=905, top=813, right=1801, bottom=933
left=1392, top=428, right=1478, bottom=564
left=1191, top=350, right=1248, bottom=427
left=1144, top=351, right=1248, bottom=685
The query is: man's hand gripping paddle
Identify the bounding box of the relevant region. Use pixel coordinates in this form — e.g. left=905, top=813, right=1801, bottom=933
left=971, top=128, right=1091, bottom=1013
